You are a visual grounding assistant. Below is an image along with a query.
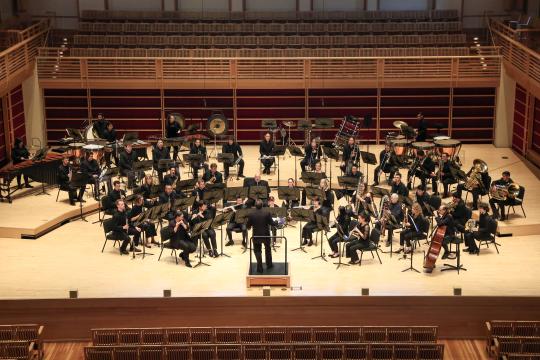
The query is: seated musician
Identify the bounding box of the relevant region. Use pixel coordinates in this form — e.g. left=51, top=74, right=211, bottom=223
left=415, top=112, right=428, bottom=142
left=301, top=196, right=323, bottom=247
left=244, top=173, right=270, bottom=207
left=166, top=114, right=182, bottom=160
left=152, top=139, right=171, bottom=183
left=328, top=205, right=355, bottom=258
left=189, top=139, right=207, bottom=179
left=344, top=164, right=363, bottom=199
left=376, top=193, right=404, bottom=247
left=163, top=166, right=179, bottom=187
left=464, top=203, right=497, bottom=255
left=119, top=143, right=138, bottom=189
left=57, top=157, right=84, bottom=206
left=450, top=192, right=468, bottom=233
left=436, top=204, right=457, bottom=260
left=94, top=113, right=108, bottom=139
left=282, top=178, right=300, bottom=209
left=112, top=199, right=141, bottom=255
left=300, top=138, right=322, bottom=172
left=191, top=179, right=208, bottom=207
left=103, top=122, right=117, bottom=166
left=80, top=151, right=100, bottom=199
left=128, top=195, right=158, bottom=247
left=169, top=210, right=195, bottom=267
left=225, top=196, right=249, bottom=247
left=191, top=201, right=218, bottom=258
left=222, top=137, right=245, bottom=180
left=108, top=180, right=126, bottom=203
left=438, top=152, right=457, bottom=198
left=373, top=143, right=398, bottom=186
left=489, top=171, right=516, bottom=221
left=11, top=138, right=32, bottom=189
left=397, top=202, right=428, bottom=254
left=340, top=137, right=357, bottom=174
left=202, top=163, right=223, bottom=184
left=345, top=212, right=371, bottom=265
left=159, top=183, right=181, bottom=220
left=407, top=149, right=436, bottom=192
left=352, top=182, right=375, bottom=218
left=259, top=132, right=275, bottom=175
left=320, top=178, right=334, bottom=217
left=415, top=185, right=432, bottom=216
left=391, top=172, right=409, bottom=197
left=267, top=195, right=279, bottom=244
left=136, top=175, right=158, bottom=207
left=457, top=166, right=490, bottom=210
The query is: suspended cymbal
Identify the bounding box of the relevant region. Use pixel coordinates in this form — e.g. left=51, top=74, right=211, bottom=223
left=393, top=120, right=408, bottom=129
left=282, top=121, right=295, bottom=128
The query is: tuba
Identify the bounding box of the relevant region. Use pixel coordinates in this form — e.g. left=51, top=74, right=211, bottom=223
left=464, top=159, right=488, bottom=191
left=490, top=182, right=520, bottom=201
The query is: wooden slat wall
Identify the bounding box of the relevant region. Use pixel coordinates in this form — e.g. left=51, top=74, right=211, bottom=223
left=533, top=97, right=540, bottom=155
left=512, top=84, right=528, bottom=155
left=9, top=85, right=26, bottom=143
left=0, top=98, right=5, bottom=166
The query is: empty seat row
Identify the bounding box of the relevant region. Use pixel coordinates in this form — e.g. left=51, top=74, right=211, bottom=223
left=79, top=21, right=462, bottom=35
left=0, top=324, right=43, bottom=360
left=494, top=337, right=540, bottom=359
left=0, top=340, right=34, bottom=360
left=91, top=326, right=438, bottom=346
left=486, top=321, right=540, bottom=356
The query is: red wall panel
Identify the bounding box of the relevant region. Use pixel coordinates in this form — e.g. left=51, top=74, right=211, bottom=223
left=533, top=97, right=540, bottom=154
left=512, top=84, right=527, bottom=155
left=0, top=100, right=6, bottom=166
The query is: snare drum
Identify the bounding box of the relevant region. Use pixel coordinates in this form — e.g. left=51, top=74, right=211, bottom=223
left=68, top=142, right=85, bottom=158
left=411, top=141, right=434, bottom=155
left=391, top=139, right=409, bottom=156
left=435, top=139, right=461, bottom=157
left=433, top=135, right=450, bottom=142
left=83, top=144, right=104, bottom=161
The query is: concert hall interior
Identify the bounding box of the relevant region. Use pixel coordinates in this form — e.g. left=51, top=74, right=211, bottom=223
left=1, top=1, right=540, bottom=359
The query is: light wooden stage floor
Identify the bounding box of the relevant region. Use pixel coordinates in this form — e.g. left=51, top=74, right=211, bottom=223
left=0, top=144, right=539, bottom=300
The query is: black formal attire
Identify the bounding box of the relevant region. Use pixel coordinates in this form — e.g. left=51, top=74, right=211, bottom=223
left=373, top=150, right=398, bottom=185
left=391, top=181, right=409, bottom=198
left=226, top=204, right=248, bottom=246
left=243, top=178, right=270, bottom=207
left=345, top=170, right=363, bottom=198
left=416, top=118, right=428, bottom=142
left=109, top=189, right=126, bottom=203
left=400, top=213, right=429, bottom=248
left=189, top=144, right=207, bottom=179
left=259, top=140, right=275, bottom=173
left=202, top=170, right=223, bottom=184
left=81, top=158, right=100, bottom=198
left=457, top=171, right=490, bottom=209
left=246, top=207, right=275, bottom=271
left=340, top=143, right=358, bottom=173
left=439, top=160, right=456, bottom=197
left=57, top=163, right=84, bottom=204
left=408, top=156, right=437, bottom=192
left=452, top=199, right=468, bottom=233
left=191, top=209, right=217, bottom=254
left=301, top=206, right=323, bottom=244
left=489, top=178, right=516, bottom=220
left=128, top=204, right=157, bottom=238
left=102, top=128, right=118, bottom=166
left=281, top=186, right=300, bottom=209
left=222, top=142, right=244, bottom=178
left=152, top=145, right=171, bottom=183
left=95, top=119, right=108, bottom=139
left=136, top=183, right=157, bottom=208
left=436, top=213, right=456, bottom=255
left=169, top=219, right=196, bottom=254
left=300, top=144, right=322, bottom=172
left=321, top=189, right=334, bottom=217
left=119, top=149, right=138, bottom=188
left=163, top=173, right=179, bottom=187
left=415, top=192, right=432, bottom=216
left=345, top=222, right=371, bottom=262
left=111, top=209, right=141, bottom=252
left=464, top=213, right=496, bottom=252
left=328, top=209, right=353, bottom=253
left=165, top=121, right=181, bottom=160
left=376, top=201, right=404, bottom=246
left=11, top=146, right=31, bottom=187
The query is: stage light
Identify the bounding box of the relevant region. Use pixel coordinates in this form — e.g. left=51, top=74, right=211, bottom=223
left=361, top=288, right=369, bottom=296
left=453, top=287, right=462, bottom=296
left=69, top=290, right=78, bottom=299
left=473, top=37, right=479, bottom=41
left=163, top=289, right=171, bottom=297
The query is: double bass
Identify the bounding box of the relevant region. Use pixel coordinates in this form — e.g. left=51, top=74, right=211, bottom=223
left=423, top=225, right=446, bottom=273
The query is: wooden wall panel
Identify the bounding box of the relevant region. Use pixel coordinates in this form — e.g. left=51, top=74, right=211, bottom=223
left=0, top=99, right=6, bottom=167
left=8, top=86, right=26, bottom=144
left=533, top=97, right=540, bottom=155
left=512, top=84, right=528, bottom=155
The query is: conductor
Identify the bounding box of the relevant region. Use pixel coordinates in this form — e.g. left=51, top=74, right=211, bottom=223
left=246, top=199, right=275, bottom=273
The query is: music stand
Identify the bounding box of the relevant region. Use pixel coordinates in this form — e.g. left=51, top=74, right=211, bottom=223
left=172, top=196, right=195, bottom=212
left=304, top=187, right=325, bottom=202
left=262, top=119, right=277, bottom=131
left=236, top=208, right=255, bottom=253
left=314, top=118, right=334, bottom=129
left=248, top=186, right=268, bottom=200
left=133, top=160, right=153, bottom=187
left=176, top=178, right=197, bottom=195
left=322, top=145, right=339, bottom=189
left=290, top=207, right=314, bottom=253
left=32, top=147, right=49, bottom=161
left=297, top=120, right=312, bottom=147
left=183, top=154, right=205, bottom=177
left=360, top=151, right=377, bottom=185
left=203, top=189, right=224, bottom=206
left=132, top=208, right=154, bottom=259
left=70, top=172, right=90, bottom=222
left=333, top=222, right=350, bottom=269
left=288, top=145, right=304, bottom=183
left=192, top=219, right=213, bottom=268
left=217, top=153, right=234, bottom=178
left=278, top=187, right=300, bottom=207
left=301, top=171, right=325, bottom=187
left=158, top=159, right=176, bottom=172
left=271, top=145, right=286, bottom=188
left=371, top=186, right=391, bottom=198
left=267, top=206, right=287, bottom=250
left=225, top=187, right=248, bottom=202
left=400, top=195, right=413, bottom=207
left=212, top=211, right=234, bottom=258
left=311, top=213, right=329, bottom=262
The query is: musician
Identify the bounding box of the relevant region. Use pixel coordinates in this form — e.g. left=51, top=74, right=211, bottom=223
left=345, top=212, right=371, bottom=265
left=267, top=195, right=279, bottom=244
left=319, top=178, right=334, bottom=217
left=57, top=157, right=84, bottom=206
left=415, top=112, right=428, bottom=142
left=108, top=180, right=126, bottom=203
left=373, top=143, right=398, bottom=186
left=376, top=193, right=404, bottom=247
left=352, top=182, right=375, bottom=217
left=11, top=138, right=32, bottom=189
left=328, top=205, right=355, bottom=258
left=391, top=173, right=409, bottom=197
left=450, top=192, right=468, bottom=233
left=159, top=183, right=181, bottom=220
left=415, top=185, right=432, bottom=216
left=163, top=166, right=179, bottom=187
left=397, top=202, right=428, bottom=254
left=165, top=114, right=182, bottom=160
left=191, top=201, right=218, bottom=258
left=189, top=138, right=207, bottom=179
left=489, top=171, right=516, bottom=221
left=282, top=178, right=300, bottom=209
left=202, top=163, right=223, bottom=184
left=94, top=113, right=108, bottom=139
left=407, top=149, right=436, bottom=192
left=222, top=137, right=245, bottom=179
left=259, top=132, right=275, bottom=175
left=128, top=195, right=158, bottom=247
left=103, top=122, right=118, bottom=167
left=300, top=138, right=322, bottom=172
left=224, top=196, right=248, bottom=247
left=169, top=210, right=196, bottom=267
left=457, top=166, right=490, bottom=210
left=438, top=152, right=456, bottom=198
left=80, top=151, right=101, bottom=199
left=119, top=143, right=138, bottom=189
left=191, top=179, right=207, bottom=207
left=137, top=175, right=158, bottom=207
left=435, top=204, right=457, bottom=260
left=152, top=139, right=171, bottom=183
left=244, top=173, right=270, bottom=207
left=340, top=137, right=358, bottom=174
left=349, top=164, right=363, bottom=179
left=111, top=199, right=142, bottom=255
left=301, top=196, right=323, bottom=247
left=464, top=203, right=497, bottom=255
left=246, top=199, right=275, bottom=273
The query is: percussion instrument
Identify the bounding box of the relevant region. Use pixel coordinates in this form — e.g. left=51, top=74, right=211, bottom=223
left=411, top=141, right=434, bottom=155
left=393, top=120, right=408, bottom=129
left=433, top=135, right=450, bottom=142
left=282, top=121, right=295, bottom=128
left=390, top=139, right=409, bottom=156
left=84, top=124, right=100, bottom=141
left=207, top=112, right=228, bottom=136
left=333, top=115, right=359, bottom=149
left=68, top=143, right=85, bottom=158
left=435, top=139, right=461, bottom=157
left=182, top=134, right=210, bottom=141
left=83, top=144, right=104, bottom=161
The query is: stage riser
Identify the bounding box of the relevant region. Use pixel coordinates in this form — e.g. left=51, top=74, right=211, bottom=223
left=1, top=297, right=539, bottom=341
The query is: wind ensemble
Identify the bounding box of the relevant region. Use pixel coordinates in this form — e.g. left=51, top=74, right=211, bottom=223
left=1, top=111, right=524, bottom=274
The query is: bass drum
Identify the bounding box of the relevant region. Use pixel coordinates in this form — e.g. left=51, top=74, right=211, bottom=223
left=84, top=124, right=100, bottom=141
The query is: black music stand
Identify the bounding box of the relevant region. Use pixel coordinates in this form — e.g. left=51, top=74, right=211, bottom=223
left=337, top=176, right=359, bottom=202
left=217, top=153, right=234, bottom=179
left=288, top=145, right=304, bottom=183
left=133, top=208, right=154, bottom=259
left=123, top=132, right=139, bottom=144
left=176, top=178, right=197, bottom=195
left=301, top=171, right=325, bottom=187
left=192, top=219, right=213, bottom=268
left=203, top=189, right=224, bottom=207
left=399, top=195, right=413, bottom=208
left=225, top=187, right=248, bottom=202
left=236, top=208, right=255, bottom=253
left=267, top=206, right=287, bottom=250
left=290, top=207, right=314, bottom=253
left=333, top=223, right=350, bottom=269
left=158, top=159, right=176, bottom=173
left=360, top=151, right=377, bottom=185
left=248, top=186, right=268, bottom=201
left=304, top=187, right=325, bottom=202
left=70, top=172, right=90, bottom=222
left=278, top=187, right=300, bottom=208
left=371, top=186, right=391, bottom=198
left=183, top=154, right=206, bottom=177
left=312, top=213, right=329, bottom=262
left=297, top=120, right=312, bottom=147
left=314, top=118, right=334, bottom=129
left=172, top=196, right=195, bottom=212
left=133, top=160, right=153, bottom=187
left=262, top=119, right=277, bottom=131
left=212, top=211, right=234, bottom=258
left=323, top=146, right=339, bottom=189
left=92, top=167, right=119, bottom=224
left=206, top=182, right=225, bottom=191
left=271, top=145, right=286, bottom=188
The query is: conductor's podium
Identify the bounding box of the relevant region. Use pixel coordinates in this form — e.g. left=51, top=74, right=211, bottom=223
left=246, top=236, right=290, bottom=288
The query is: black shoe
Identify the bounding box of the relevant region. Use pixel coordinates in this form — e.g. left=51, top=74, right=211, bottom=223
left=25, top=184, right=34, bottom=188
left=242, top=241, right=247, bottom=248
left=120, top=249, right=129, bottom=255
left=302, top=239, right=308, bottom=246
left=267, top=263, right=274, bottom=269
left=208, top=250, right=214, bottom=257
left=225, top=240, right=234, bottom=246
left=70, top=201, right=76, bottom=206
left=407, top=183, right=412, bottom=190
left=238, top=174, right=245, bottom=178
left=441, top=252, right=449, bottom=260
left=130, top=247, right=142, bottom=253
left=308, top=240, right=313, bottom=247
left=256, top=266, right=264, bottom=273
left=79, top=198, right=86, bottom=203
left=463, top=248, right=470, bottom=253
left=185, top=259, right=192, bottom=267
left=214, top=251, right=220, bottom=258
left=469, top=249, right=479, bottom=255
left=501, top=216, right=507, bottom=221
left=179, top=251, right=186, bottom=260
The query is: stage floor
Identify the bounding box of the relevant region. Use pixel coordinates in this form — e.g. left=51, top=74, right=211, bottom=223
left=0, top=144, right=539, bottom=299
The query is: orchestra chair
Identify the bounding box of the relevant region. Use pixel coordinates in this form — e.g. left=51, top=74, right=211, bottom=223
left=101, top=218, right=122, bottom=252
left=463, top=174, right=491, bottom=205
left=358, top=228, right=383, bottom=266
left=508, top=185, right=526, bottom=218
left=411, top=223, right=430, bottom=250
left=158, top=226, right=178, bottom=265
left=477, top=218, right=501, bottom=255
left=258, top=157, right=277, bottom=174
left=97, top=194, right=115, bottom=225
